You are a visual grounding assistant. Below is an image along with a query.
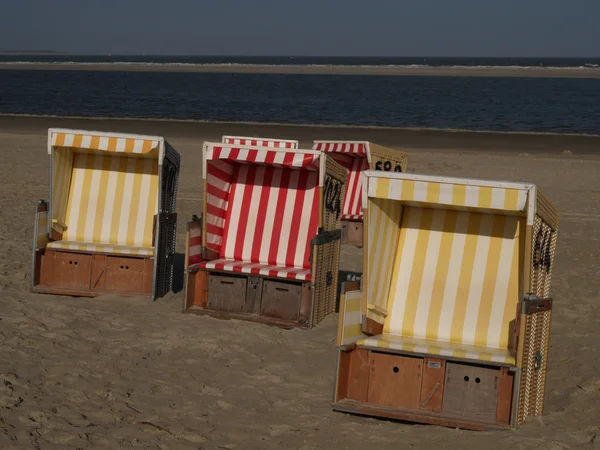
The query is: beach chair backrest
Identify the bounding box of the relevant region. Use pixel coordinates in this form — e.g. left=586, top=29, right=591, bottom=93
left=365, top=172, right=539, bottom=350
left=203, top=143, right=323, bottom=267
left=221, top=164, right=319, bottom=268
left=384, top=207, right=522, bottom=349
left=49, top=130, right=162, bottom=248
left=222, top=135, right=299, bottom=149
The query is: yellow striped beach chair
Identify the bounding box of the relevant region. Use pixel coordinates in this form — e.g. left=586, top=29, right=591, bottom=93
left=31, top=128, right=180, bottom=300
left=333, top=171, right=559, bottom=430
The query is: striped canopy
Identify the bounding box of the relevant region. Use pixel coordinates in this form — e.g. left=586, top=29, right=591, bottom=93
left=205, top=144, right=321, bottom=172
left=222, top=135, right=299, bottom=149
left=49, top=128, right=163, bottom=159
left=313, top=140, right=368, bottom=155
left=364, top=172, right=530, bottom=215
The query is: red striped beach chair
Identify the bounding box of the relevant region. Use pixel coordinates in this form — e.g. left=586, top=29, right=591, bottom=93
left=184, top=141, right=347, bottom=328
left=333, top=171, right=558, bottom=430
left=31, top=128, right=180, bottom=300
left=313, top=140, right=408, bottom=246
left=222, top=135, right=299, bottom=149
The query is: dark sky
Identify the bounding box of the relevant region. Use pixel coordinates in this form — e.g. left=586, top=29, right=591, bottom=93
left=2, top=0, right=599, bottom=56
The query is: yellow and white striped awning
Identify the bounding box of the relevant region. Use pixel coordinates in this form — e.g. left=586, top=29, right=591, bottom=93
left=363, top=171, right=535, bottom=225
left=48, top=128, right=162, bottom=158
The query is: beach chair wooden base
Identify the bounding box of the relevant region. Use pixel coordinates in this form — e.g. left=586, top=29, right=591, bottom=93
left=332, top=347, right=515, bottom=431
left=341, top=220, right=363, bottom=247
left=32, top=249, right=154, bottom=299
left=184, top=268, right=312, bottom=328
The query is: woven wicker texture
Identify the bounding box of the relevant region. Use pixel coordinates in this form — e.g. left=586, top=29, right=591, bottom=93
left=517, top=204, right=558, bottom=426
left=531, top=216, right=558, bottom=298
left=310, top=238, right=341, bottom=326
left=369, top=143, right=409, bottom=174
left=323, top=156, right=348, bottom=231
left=536, top=191, right=559, bottom=230
left=517, top=307, right=552, bottom=425
left=155, top=153, right=180, bottom=297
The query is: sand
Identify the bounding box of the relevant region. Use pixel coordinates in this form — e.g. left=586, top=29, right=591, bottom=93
left=1, top=63, right=600, bottom=79
left=0, top=116, right=599, bottom=449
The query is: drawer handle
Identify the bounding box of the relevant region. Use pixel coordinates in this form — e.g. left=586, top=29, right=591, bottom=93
left=420, top=381, right=441, bottom=407
left=220, top=280, right=234, bottom=285
left=92, top=269, right=104, bottom=288
left=276, top=287, right=289, bottom=292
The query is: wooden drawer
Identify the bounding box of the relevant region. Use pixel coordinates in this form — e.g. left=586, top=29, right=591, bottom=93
left=208, top=274, right=247, bottom=312
left=442, top=362, right=500, bottom=422
left=260, top=279, right=303, bottom=321
left=106, top=256, right=145, bottom=293
left=367, top=353, right=423, bottom=410
left=43, top=251, right=93, bottom=289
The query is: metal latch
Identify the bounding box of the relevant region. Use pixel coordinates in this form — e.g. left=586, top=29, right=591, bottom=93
left=535, top=351, right=543, bottom=370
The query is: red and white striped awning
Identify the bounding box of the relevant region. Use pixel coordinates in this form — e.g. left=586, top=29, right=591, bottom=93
left=205, top=144, right=321, bottom=171
left=222, top=135, right=299, bottom=149
left=313, top=140, right=368, bottom=155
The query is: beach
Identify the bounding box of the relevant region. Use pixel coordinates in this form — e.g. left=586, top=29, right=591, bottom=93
left=1, top=116, right=599, bottom=449
left=1, top=62, right=600, bottom=78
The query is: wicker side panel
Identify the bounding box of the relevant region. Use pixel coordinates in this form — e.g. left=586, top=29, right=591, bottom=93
left=536, top=191, right=559, bottom=231
left=323, top=157, right=348, bottom=231
left=531, top=215, right=558, bottom=299
left=517, top=308, right=552, bottom=425
left=154, top=143, right=181, bottom=299
left=163, top=142, right=181, bottom=213
left=154, top=213, right=177, bottom=298
left=517, top=209, right=558, bottom=425
left=369, top=143, right=409, bottom=173
left=311, top=237, right=341, bottom=327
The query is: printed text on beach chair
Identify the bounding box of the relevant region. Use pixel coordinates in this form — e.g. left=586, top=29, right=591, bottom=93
left=31, top=128, right=180, bottom=299
left=184, top=142, right=347, bottom=328
left=333, top=172, right=558, bottom=430
left=313, top=140, right=408, bottom=246
left=222, top=135, right=299, bottom=149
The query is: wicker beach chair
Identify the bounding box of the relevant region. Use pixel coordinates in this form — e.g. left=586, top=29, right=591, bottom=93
left=222, top=135, right=299, bottom=148
left=184, top=141, right=347, bottom=328
left=333, top=171, right=558, bottom=430
left=31, top=128, right=180, bottom=300
left=313, top=140, right=408, bottom=246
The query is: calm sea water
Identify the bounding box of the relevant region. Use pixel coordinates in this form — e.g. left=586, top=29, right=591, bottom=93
left=1, top=55, right=600, bottom=68
left=1, top=56, right=600, bottom=134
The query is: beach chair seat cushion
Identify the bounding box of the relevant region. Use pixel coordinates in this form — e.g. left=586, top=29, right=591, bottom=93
left=193, top=258, right=312, bottom=281
left=357, top=333, right=515, bottom=365
left=47, top=241, right=154, bottom=257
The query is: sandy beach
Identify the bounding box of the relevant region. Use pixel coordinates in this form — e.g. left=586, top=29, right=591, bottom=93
left=1, top=116, right=599, bottom=449
left=1, top=63, right=600, bottom=79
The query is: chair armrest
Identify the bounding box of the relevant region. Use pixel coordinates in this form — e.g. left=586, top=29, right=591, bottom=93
left=512, top=294, right=553, bottom=354
left=186, top=215, right=203, bottom=268
left=337, top=287, right=365, bottom=347
left=367, top=303, right=388, bottom=317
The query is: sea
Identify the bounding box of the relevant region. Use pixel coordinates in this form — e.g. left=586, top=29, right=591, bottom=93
left=1, top=55, right=600, bottom=134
